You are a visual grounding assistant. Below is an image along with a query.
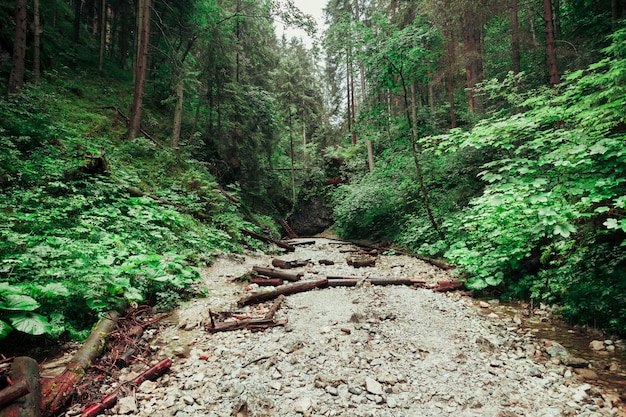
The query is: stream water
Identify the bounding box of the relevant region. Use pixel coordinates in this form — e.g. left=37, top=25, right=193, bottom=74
left=481, top=300, right=626, bottom=395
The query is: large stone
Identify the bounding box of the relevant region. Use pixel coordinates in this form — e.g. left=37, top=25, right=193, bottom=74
left=288, top=197, right=332, bottom=236
left=293, top=397, right=313, bottom=414
left=589, top=340, right=605, bottom=351
left=365, top=377, right=383, bottom=395
left=117, top=396, right=138, bottom=414
left=545, top=341, right=569, bottom=358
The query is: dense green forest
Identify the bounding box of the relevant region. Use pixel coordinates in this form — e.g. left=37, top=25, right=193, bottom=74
left=0, top=0, right=625, bottom=345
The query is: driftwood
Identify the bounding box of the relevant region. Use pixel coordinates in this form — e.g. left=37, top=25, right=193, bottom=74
left=250, top=277, right=284, bottom=286
left=271, top=259, right=310, bottom=269
left=0, top=357, right=40, bottom=417
left=0, top=381, right=30, bottom=410
left=41, top=310, right=121, bottom=416
left=80, top=359, right=171, bottom=417
left=318, top=259, right=335, bottom=266
left=431, top=280, right=465, bottom=292
left=346, top=258, right=376, bottom=268
left=264, top=295, right=286, bottom=320
left=240, top=229, right=295, bottom=252
left=278, top=220, right=298, bottom=239
left=206, top=318, right=287, bottom=333
left=238, top=279, right=329, bottom=306
left=284, top=240, right=316, bottom=246
left=252, top=266, right=303, bottom=282
left=326, top=277, right=426, bottom=287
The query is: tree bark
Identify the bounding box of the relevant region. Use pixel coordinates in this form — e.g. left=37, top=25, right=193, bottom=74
left=526, top=0, right=539, bottom=48
left=33, top=0, right=41, bottom=84
left=8, top=0, right=27, bottom=95
left=128, top=0, right=151, bottom=139
left=543, top=0, right=560, bottom=86
left=98, top=0, right=106, bottom=72
left=0, top=357, right=40, bottom=417
left=253, top=266, right=303, bottom=282
left=511, top=0, right=521, bottom=75
left=171, top=79, right=184, bottom=147
left=237, top=279, right=328, bottom=306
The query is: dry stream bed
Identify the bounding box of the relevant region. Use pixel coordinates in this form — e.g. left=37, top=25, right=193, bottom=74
left=49, top=237, right=626, bottom=416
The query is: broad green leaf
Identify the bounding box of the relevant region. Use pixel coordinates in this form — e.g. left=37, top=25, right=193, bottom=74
left=123, top=287, right=144, bottom=302
left=594, top=206, right=610, bottom=214
left=7, top=312, right=52, bottom=336
left=604, top=218, right=619, bottom=229
left=553, top=223, right=577, bottom=238
left=0, top=294, right=40, bottom=311
left=0, top=320, right=12, bottom=339
left=39, top=283, right=71, bottom=297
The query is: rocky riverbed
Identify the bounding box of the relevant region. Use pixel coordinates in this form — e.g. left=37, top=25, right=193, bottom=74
left=63, top=238, right=626, bottom=417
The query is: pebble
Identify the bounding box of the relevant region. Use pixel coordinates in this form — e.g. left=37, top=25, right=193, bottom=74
left=116, top=239, right=619, bottom=417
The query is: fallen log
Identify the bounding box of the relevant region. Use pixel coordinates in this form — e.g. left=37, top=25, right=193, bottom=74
left=237, top=279, right=329, bottom=306
left=431, top=280, right=465, bottom=292
left=250, top=277, right=284, bottom=286
left=326, top=278, right=426, bottom=287
left=271, top=259, right=310, bottom=269
left=284, top=240, right=316, bottom=246
left=0, top=381, right=30, bottom=411
left=318, top=259, right=335, bottom=266
left=240, top=229, right=295, bottom=252
left=41, top=310, right=121, bottom=416
left=264, top=295, right=286, bottom=320
left=0, top=357, right=40, bottom=417
left=346, top=259, right=376, bottom=268
left=278, top=220, right=298, bottom=239
left=413, top=254, right=455, bottom=271
left=206, top=318, right=287, bottom=333
left=252, top=266, right=303, bottom=282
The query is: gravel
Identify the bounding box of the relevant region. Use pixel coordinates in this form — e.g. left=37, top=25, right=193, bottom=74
left=67, top=238, right=624, bottom=417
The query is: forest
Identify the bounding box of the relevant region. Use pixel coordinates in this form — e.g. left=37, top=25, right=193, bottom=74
left=0, top=0, right=625, bottom=347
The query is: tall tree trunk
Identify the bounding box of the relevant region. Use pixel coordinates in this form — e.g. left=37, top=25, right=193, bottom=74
left=553, top=0, right=561, bottom=39
left=119, top=0, right=128, bottom=69
left=462, top=8, right=483, bottom=113
left=98, top=0, right=106, bottom=71
left=8, top=0, right=27, bottom=95
left=444, top=24, right=457, bottom=128
left=395, top=66, right=440, bottom=235
left=33, top=0, right=41, bottom=83
left=73, top=0, right=82, bottom=42
left=543, top=0, right=560, bottom=86
left=526, top=0, right=539, bottom=48
left=511, top=0, right=521, bottom=75
left=171, top=79, right=184, bottom=147
left=350, top=61, right=357, bottom=145
left=128, top=0, right=151, bottom=140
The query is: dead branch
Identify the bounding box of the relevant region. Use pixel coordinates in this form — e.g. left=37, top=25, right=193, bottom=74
left=0, top=381, right=30, bottom=411
left=237, top=279, right=329, bottom=306
left=431, top=280, right=465, bottom=292
left=253, top=266, right=303, bottom=282
left=250, top=277, right=284, bottom=286
left=42, top=310, right=121, bottom=416
left=206, top=318, right=287, bottom=333
left=104, top=106, right=162, bottom=148
left=264, top=295, right=286, bottom=320
left=278, top=220, right=298, bottom=239
left=271, top=259, right=310, bottom=269
left=240, top=229, right=295, bottom=252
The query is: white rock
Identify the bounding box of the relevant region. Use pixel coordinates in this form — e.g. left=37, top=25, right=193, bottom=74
left=589, top=340, right=605, bottom=351
left=365, top=377, right=383, bottom=395
left=293, top=397, right=313, bottom=413
left=117, top=396, right=138, bottom=414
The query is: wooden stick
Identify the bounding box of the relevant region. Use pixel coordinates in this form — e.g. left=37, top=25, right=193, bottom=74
left=264, top=295, right=286, bottom=320
left=206, top=318, right=287, bottom=333
left=250, top=277, right=284, bottom=286
left=0, top=357, right=40, bottom=417
left=278, top=219, right=298, bottom=239
left=0, top=381, right=30, bottom=410
left=240, top=229, right=295, bottom=252
left=237, top=279, right=329, bottom=306
left=271, top=259, right=310, bottom=269
left=253, top=266, right=303, bottom=282
left=42, top=310, right=121, bottom=416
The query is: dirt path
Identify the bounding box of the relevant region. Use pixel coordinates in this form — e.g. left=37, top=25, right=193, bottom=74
left=67, top=238, right=625, bottom=417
